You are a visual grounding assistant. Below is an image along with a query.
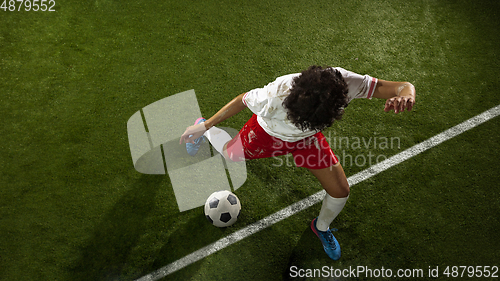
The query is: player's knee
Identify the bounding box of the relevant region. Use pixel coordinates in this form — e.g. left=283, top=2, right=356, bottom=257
left=332, top=181, right=349, bottom=198
left=222, top=143, right=233, bottom=161
left=326, top=180, right=350, bottom=198
left=339, top=182, right=350, bottom=198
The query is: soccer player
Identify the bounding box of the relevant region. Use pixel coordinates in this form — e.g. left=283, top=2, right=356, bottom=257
left=179, top=66, right=416, bottom=260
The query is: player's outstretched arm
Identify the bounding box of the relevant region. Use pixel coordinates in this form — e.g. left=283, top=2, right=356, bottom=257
left=180, top=93, right=247, bottom=144
left=372, top=80, right=416, bottom=114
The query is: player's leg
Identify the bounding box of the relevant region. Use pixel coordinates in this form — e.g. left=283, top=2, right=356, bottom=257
left=309, top=163, right=350, bottom=229
left=221, top=142, right=231, bottom=159
left=292, top=133, right=348, bottom=260
left=188, top=114, right=288, bottom=162
left=207, top=114, right=281, bottom=162
left=309, top=162, right=349, bottom=198
left=308, top=163, right=349, bottom=261
left=188, top=116, right=258, bottom=162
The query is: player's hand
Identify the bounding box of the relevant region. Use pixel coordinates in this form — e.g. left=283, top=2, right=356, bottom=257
left=179, top=123, right=208, bottom=144
left=384, top=95, right=415, bottom=114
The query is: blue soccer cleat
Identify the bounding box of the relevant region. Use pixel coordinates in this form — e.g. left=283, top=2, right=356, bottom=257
left=311, top=217, right=341, bottom=260
left=186, top=117, right=207, bottom=156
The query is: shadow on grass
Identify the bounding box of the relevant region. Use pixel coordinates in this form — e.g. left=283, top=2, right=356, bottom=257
left=283, top=227, right=320, bottom=281
left=68, top=174, right=163, bottom=281
left=283, top=227, right=346, bottom=281
left=150, top=213, right=234, bottom=280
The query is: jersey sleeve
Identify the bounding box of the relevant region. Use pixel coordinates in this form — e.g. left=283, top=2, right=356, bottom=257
left=242, top=86, right=272, bottom=117
left=335, top=67, right=378, bottom=101
left=242, top=74, right=296, bottom=119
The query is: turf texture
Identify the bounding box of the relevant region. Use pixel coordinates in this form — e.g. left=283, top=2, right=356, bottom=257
left=0, top=0, right=499, bottom=280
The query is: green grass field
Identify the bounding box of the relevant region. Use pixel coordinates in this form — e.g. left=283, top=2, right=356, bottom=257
left=1, top=0, right=499, bottom=280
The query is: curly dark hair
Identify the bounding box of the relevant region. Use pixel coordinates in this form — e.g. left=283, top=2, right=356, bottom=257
left=282, top=66, right=349, bottom=132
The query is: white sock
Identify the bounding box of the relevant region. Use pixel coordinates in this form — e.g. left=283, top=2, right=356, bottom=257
left=316, top=194, right=349, bottom=232
left=203, top=125, right=232, bottom=156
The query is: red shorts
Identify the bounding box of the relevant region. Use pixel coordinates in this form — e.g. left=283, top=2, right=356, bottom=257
left=226, top=114, right=338, bottom=169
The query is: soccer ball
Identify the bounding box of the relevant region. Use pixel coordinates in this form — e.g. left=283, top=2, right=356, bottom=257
left=204, top=190, right=241, bottom=227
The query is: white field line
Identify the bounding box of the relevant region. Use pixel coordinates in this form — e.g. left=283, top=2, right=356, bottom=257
left=136, top=105, right=500, bottom=281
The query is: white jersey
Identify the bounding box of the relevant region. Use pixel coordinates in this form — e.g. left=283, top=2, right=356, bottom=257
left=242, top=67, right=378, bottom=142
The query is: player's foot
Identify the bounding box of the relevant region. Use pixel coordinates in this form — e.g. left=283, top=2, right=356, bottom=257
left=186, top=118, right=207, bottom=156
left=311, top=217, right=341, bottom=260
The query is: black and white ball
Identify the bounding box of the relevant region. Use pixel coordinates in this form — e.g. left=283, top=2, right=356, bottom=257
left=204, top=190, right=241, bottom=227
